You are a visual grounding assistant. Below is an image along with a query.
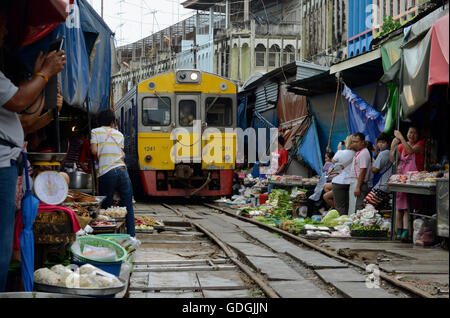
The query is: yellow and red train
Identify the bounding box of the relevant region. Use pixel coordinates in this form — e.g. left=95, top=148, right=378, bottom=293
left=114, top=69, right=237, bottom=197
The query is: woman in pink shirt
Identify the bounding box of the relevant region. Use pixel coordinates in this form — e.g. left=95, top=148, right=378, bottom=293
left=390, top=126, right=425, bottom=241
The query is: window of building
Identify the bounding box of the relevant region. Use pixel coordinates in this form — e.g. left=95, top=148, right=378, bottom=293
left=255, top=44, right=266, bottom=67
left=268, top=44, right=281, bottom=67
left=205, top=97, right=233, bottom=126
left=142, top=97, right=171, bottom=126
left=282, top=45, right=296, bottom=65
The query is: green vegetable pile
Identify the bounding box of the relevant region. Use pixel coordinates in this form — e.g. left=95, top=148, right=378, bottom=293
left=268, top=189, right=292, bottom=220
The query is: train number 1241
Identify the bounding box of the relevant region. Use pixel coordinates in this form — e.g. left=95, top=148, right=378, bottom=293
left=144, top=146, right=155, bottom=152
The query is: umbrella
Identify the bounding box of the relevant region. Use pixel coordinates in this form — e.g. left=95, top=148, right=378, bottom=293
left=7, top=0, right=71, bottom=47
left=19, top=152, right=40, bottom=292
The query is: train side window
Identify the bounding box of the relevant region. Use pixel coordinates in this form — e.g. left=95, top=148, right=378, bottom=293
left=205, top=97, right=233, bottom=126
left=142, top=97, right=171, bottom=126
left=179, top=100, right=197, bottom=127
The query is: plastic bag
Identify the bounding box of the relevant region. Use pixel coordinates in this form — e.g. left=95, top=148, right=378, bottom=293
left=81, top=244, right=117, bottom=261
left=413, top=218, right=436, bottom=246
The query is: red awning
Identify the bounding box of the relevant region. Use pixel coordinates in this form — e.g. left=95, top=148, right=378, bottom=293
left=8, top=0, right=71, bottom=47
left=428, top=14, right=449, bottom=89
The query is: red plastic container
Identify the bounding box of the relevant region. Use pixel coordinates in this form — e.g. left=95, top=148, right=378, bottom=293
left=259, top=194, right=268, bottom=205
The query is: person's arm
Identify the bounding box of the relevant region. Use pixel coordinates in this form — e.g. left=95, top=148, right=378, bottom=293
left=25, top=109, right=56, bottom=134
left=90, top=131, right=98, bottom=157
left=390, top=138, right=400, bottom=163
left=3, top=51, right=66, bottom=113
left=90, top=143, right=98, bottom=157
left=19, top=94, right=46, bottom=135
left=393, top=130, right=424, bottom=155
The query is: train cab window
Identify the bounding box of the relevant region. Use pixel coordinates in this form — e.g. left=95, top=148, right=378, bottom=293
left=205, top=97, right=233, bottom=126
left=142, top=97, right=171, bottom=126
left=179, top=100, right=197, bottom=126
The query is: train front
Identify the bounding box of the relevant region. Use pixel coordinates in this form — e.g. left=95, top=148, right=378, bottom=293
left=137, top=70, right=237, bottom=197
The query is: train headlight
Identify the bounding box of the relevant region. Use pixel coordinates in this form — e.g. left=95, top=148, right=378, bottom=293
left=176, top=70, right=201, bottom=84
left=145, top=155, right=152, bottom=162
left=190, top=72, right=198, bottom=81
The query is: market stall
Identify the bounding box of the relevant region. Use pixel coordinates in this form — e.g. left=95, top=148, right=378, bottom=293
left=388, top=171, right=449, bottom=244
left=221, top=186, right=392, bottom=240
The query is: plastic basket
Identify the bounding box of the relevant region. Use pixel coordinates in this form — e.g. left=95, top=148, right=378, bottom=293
left=96, top=234, right=130, bottom=245
left=70, top=235, right=127, bottom=263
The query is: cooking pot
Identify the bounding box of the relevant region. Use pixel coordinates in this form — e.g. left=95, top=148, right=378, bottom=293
left=68, top=171, right=91, bottom=189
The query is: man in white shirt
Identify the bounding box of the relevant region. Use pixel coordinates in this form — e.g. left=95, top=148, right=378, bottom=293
left=349, top=132, right=372, bottom=215
left=90, top=109, right=135, bottom=237
left=328, top=135, right=356, bottom=215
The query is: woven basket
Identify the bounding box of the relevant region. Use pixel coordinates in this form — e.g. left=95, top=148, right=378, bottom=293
left=70, top=235, right=127, bottom=263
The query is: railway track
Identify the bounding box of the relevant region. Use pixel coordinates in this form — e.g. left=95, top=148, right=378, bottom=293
left=127, top=200, right=424, bottom=298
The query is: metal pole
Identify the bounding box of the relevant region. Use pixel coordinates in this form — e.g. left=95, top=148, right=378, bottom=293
left=327, top=74, right=341, bottom=152
left=391, top=55, right=403, bottom=240
left=86, top=98, right=97, bottom=196
left=101, top=0, right=103, bottom=19
left=55, top=109, right=61, bottom=153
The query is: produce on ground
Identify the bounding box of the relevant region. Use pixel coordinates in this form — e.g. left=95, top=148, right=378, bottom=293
left=267, top=189, right=292, bottom=219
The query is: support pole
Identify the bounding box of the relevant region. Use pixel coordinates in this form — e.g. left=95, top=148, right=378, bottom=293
left=327, top=73, right=341, bottom=152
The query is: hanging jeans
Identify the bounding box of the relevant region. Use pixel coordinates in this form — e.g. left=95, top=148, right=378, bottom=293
left=98, top=167, right=136, bottom=237
left=0, top=161, right=19, bottom=291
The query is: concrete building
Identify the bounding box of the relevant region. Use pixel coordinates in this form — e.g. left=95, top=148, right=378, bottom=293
left=348, top=0, right=434, bottom=58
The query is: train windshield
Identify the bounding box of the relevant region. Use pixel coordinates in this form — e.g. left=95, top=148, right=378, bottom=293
left=205, top=97, right=233, bottom=126
left=179, top=100, right=197, bottom=127
left=142, top=97, right=171, bottom=126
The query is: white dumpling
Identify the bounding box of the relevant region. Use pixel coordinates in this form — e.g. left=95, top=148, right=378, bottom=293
left=34, top=268, right=61, bottom=286
left=50, top=264, right=72, bottom=276
left=93, top=275, right=121, bottom=288
left=78, top=264, right=98, bottom=275
left=63, top=272, right=81, bottom=288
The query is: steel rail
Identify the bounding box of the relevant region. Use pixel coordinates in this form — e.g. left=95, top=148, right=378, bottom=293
left=162, top=203, right=280, bottom=298
left=203, top=203, right=434, bottom=298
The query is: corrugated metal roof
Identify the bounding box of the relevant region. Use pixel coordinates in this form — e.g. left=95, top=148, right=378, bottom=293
left=295, top=62, right=330, bottom=81
left=254, top=82, right=278, bottom=113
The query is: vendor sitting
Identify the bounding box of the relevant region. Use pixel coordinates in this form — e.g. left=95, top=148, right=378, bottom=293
left=364, top=133, right=392, bottom=209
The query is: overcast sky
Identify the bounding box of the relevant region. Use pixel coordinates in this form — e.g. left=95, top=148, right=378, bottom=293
left=87, top=0, right=195, bottom=46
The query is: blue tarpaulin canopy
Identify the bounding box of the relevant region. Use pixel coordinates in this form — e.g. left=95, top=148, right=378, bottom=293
left=297, top=116, right=323, bottom=175
left=342, top=84, right=385, bottom=146
left=17, top=0, right=114, bottom=114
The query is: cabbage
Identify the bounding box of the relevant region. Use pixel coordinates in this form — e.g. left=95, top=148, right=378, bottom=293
left=321, top=210, right=340, bottom=226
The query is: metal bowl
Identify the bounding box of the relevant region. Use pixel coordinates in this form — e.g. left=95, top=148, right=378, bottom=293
left=68, top=171, right=91, bottom=189
left=27, top=152, right=67, bottom=162
left=34, top=278, right=126, bottom=296
left=0, top=292, right=87, bottom=298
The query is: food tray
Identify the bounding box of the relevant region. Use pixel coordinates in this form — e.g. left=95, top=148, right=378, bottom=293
left=27, top=152, right=67, bottom=162
left=34, top=278, right=126, bottom=296
left=62, top=196, right=106, bottom=207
